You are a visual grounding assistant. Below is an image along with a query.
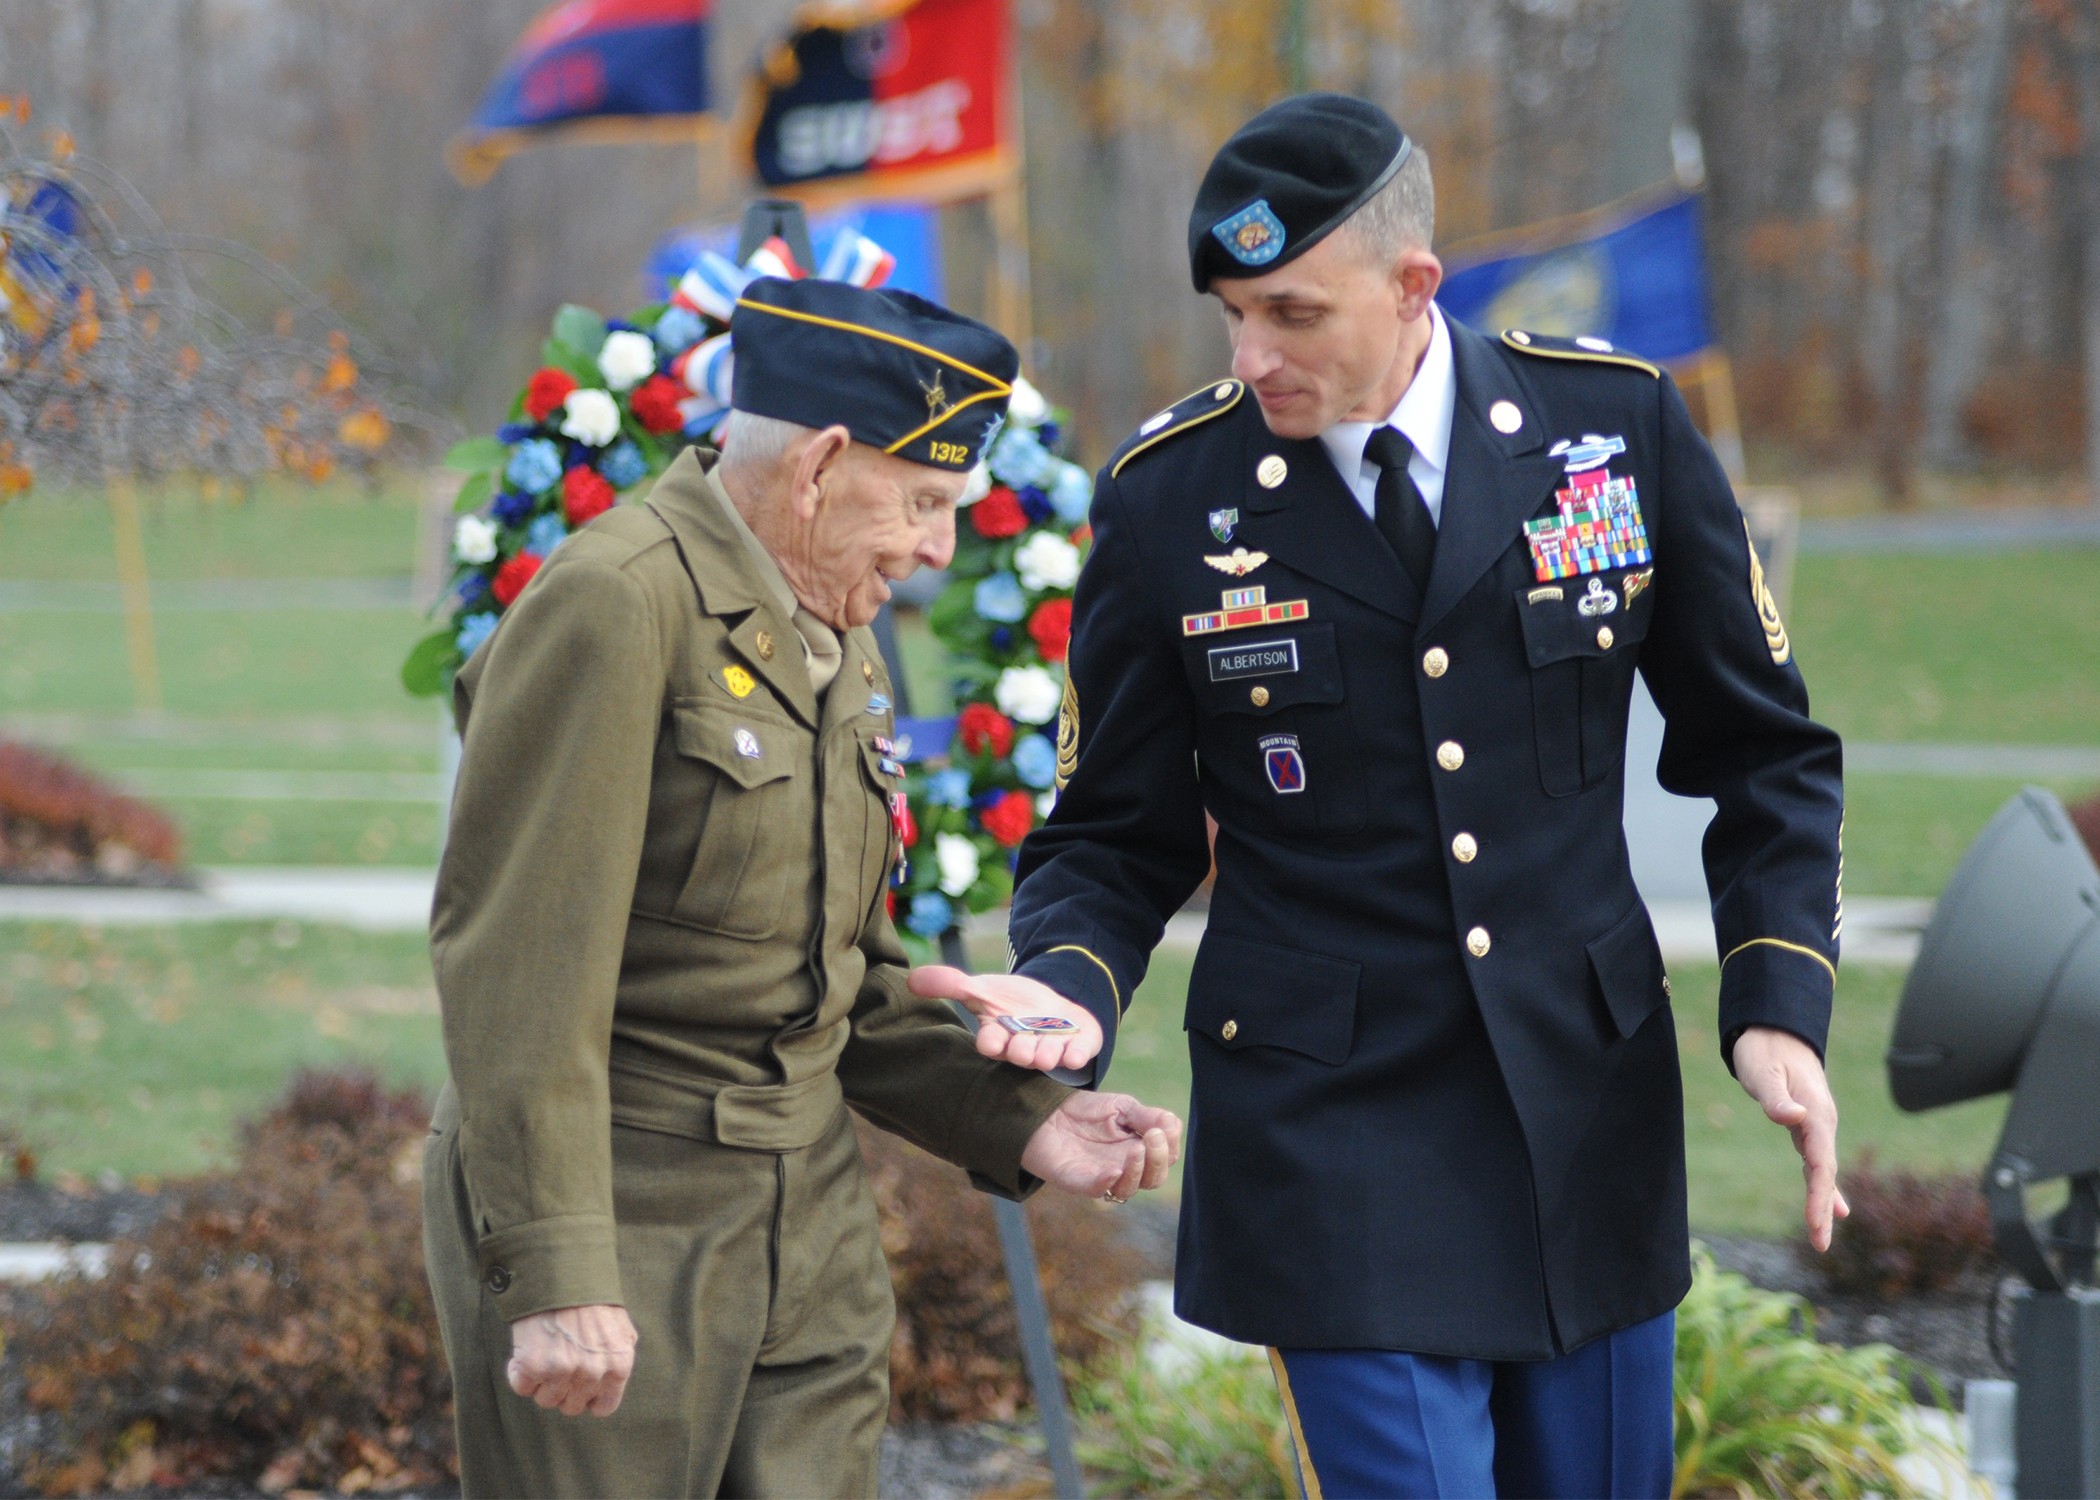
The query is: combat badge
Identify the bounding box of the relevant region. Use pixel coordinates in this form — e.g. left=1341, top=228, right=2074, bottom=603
left=1259, top=733, right=1307, bottom=794
left=1209, top=508, right=1239, bottom=543
left=1622, top=567, right=1654, bottom=608
left=866, top=692, right=892, bottom=715
left=1576, top=577, right=1618, bottom=617
left=1183, top=586, right=1310, bottom=637
left=1204, top=547, right=1269, bottom=577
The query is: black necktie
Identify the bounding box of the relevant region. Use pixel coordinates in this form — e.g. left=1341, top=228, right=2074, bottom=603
left=1364, top=426, right=1435, bottom=592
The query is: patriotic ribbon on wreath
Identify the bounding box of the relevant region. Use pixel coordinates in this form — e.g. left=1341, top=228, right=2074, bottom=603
left=666, top=230, right=899, bottom=436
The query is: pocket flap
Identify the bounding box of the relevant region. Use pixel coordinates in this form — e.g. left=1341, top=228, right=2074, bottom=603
left=1185, top=932, right=1359, bottom=1064
left=1515, top=578, right=1654, bottom=665
left=673, top=704, right=798, bottom=789
left=1185, top=621, right=1344, bottom=718
left=1587, top=902, right=1669, bottom=1038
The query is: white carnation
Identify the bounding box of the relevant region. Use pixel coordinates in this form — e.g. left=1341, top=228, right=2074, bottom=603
left=1006, top=375, right=1049, bottom=428
left=452, top=514, right=498, bottom=565
left=597, top=330, right=658, bottom=391
left=560, top=388, right=622, bottom=447
left=996, top=664, right=1062, bottom=726
left=935, top=832, right=980, bottom=897
left=958, top=463, right=992, bottom=506
left=1013, top=531, right=1081, bottom=592
left=1036, top=790, right=1058, bottom=819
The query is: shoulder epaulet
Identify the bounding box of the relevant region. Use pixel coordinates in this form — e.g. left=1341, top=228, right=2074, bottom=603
left=1500, top=330, right=1660, bottom=379
left=1110, top=379, right=1245, bottom=478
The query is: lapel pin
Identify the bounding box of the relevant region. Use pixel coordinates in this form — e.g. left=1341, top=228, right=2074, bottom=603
left=1490, top=400, right=1523, bottom=435
left=756, top=630, right=776, bottom=661
left=862, top=659, right=875, bottom=683
left=1257, top=455, right=1288, bottom=489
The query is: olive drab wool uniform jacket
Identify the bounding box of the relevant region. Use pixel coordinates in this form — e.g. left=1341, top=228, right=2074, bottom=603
left=1008, top=319, right=1844, bottom=1360
left=429, top=447, right=1068, bottom=1320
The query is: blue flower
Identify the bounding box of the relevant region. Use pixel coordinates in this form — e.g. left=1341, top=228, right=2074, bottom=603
left=505, top=438, right=562, bottom=493
left=491, top=489, right=535, bottom=526
left=1016, top=485, right=1054, bottom=525
left=989, top=428, right=1053, bottom=488
left=989, top=626, right=1015, bottom=652
left=525, top=514, right=569, bottom=558
left=497, top=421, right=537, bottom=444
left=605, top=317, right=639, bottom=333
left=1012, top=733, right=1057, bottom=789
left=905, top=890, right=955, bottom=937
left=970, top=789, right=1005, bottom=813
left=600, top=440, right=649, bottom=490
left=654, top=306, right=705, bottom=353
left=1049, top=463, right=1093, bottom=526
left=973, top=571, right=1027, bottom=623
left=1037, top=418, right=1062, bottom=450
left=455, top=611, right=499, bottom=658
left=455, top=573, right=488, bottom=607
left=925, top=768, right=973, bottom=808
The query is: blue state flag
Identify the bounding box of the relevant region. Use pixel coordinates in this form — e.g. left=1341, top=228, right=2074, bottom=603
left=1436, top=190, right=1714, bottom=364
left=645, top=203, right=945, bottom=305
left=448, top=0, right=715, bottom=186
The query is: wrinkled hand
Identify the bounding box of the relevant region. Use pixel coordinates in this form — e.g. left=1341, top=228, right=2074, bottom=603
left=1022, top=1091, right=1182, bottom=1200
left=908, top=964, right=1103, bottom=1073
left=1733, top=1026, right=1851, bottom=1252
left=507, top=1303, right=638, bottom=1418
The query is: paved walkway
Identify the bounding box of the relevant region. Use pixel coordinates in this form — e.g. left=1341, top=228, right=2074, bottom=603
left=1800, top=503, right=2100, bottom=553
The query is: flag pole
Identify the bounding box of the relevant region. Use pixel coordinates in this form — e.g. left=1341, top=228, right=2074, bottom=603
left=1700, top=347, right=1748, bottom=485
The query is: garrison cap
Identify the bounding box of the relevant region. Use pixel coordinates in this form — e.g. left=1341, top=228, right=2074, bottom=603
left=1188, top=93, right=1412, bottom=292
left=730, top=277, right=1018, bottom=472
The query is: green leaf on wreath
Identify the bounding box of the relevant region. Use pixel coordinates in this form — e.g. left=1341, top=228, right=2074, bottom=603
left=539, top=337, right=600, bottom=386
left=927, top=576, right=980, bottom=639
left=451, top=471, right=494, bottom=514
left=551, top=303, right=608, bottom=360
left=442, top=435, right=508, bottom=472
left=401, top=628, right=461, bottom=697
left=967, top=861, right=1014, bottom=913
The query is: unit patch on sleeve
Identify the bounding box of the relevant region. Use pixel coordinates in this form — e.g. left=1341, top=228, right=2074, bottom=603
left=1207, top=638, right=1300, bottom=682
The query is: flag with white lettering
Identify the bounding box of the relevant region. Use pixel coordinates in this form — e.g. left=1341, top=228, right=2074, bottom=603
left=743, top=0, right=1011, bottom=205
left=448, top=0, right=716, bottom=186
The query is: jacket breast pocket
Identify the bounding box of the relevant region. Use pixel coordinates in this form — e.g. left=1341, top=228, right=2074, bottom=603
left=668, top=702, right=807, bottom=938
left=1184, top=932, right=1359, bottom=1064
left=1181, top=622, right=1364, bottom=835
left=1515, top=578, right=1654, bottom=797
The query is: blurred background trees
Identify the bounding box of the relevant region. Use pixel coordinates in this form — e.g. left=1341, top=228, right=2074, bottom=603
left=5, top=0, right=2098, bottom=500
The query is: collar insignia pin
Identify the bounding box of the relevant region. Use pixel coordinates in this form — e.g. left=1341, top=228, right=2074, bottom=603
left=1489, top=400, right=1523, bottom=435
left=1256, top=455, right=1287, bottom=489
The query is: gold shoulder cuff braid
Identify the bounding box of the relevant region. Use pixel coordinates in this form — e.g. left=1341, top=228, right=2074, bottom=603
left=1720, top=936, right=1837, bottom=986
left=1044, top=944, right=1122, bottom=1012
left=1111, top=380, right=1245, bottom=477
left=1500, top=330, right=1661, bottom=379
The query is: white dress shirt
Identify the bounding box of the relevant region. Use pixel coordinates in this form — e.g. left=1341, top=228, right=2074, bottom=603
left=1318, top=301, right=1457, bottom=527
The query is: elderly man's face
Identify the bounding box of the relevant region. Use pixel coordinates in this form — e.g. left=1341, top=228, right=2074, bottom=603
left=792, top=437, right=965, bottom=630
left=1214, top=229, right=1441, bottom=440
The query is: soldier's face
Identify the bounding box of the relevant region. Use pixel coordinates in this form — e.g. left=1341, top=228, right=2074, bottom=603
left=1215, top=231, right=1442, bottom=440
left=801, top=441, right=963, bottom=629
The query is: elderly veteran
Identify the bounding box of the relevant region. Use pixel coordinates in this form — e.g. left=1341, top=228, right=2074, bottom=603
left=423, top=275, right=1181, bottom=1500
left=918, top=95, right=1848, bottom=1498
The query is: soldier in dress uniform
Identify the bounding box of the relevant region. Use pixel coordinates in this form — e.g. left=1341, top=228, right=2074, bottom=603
left=912, top=95, right=1848, bottom=1497
left=422, top=276, right=1181, bottom=1500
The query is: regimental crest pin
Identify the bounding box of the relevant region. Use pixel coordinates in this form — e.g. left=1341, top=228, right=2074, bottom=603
left=1209, top=508, right=1238, bottom=543
left=733, top=728, right=762, bottom=759
left=1203, top=547, right=1269, bottom=577
left=1259, top=732, right=1307, bottom=794
left=1577, top=576, right=1619, bottom=617
left=722, top=665, right=757, bottom=699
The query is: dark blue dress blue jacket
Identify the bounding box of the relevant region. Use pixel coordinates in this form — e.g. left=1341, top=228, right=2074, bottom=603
left=1007, top=318, right=1844, bottom=1360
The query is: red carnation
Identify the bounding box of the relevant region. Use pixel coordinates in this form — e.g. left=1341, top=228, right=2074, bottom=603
left=885, top=889, right=897, bottom=921
left=1027, top=598, right=1073, bottom=663
left=970, top=487, right=1028, bottom=539
left=524, top=367, right=578, bottom=423
left=631, top=374, right=685, bottom=435
left=981, top=790, right=1035, bottom=848
left=1070, top=524, right=1093, bottom=549
left=897, top=799, right=919, bottom=848
left=957, top=703, right=1015, bottom=758
left=491, top=552, right=541, bottom=607
left=563, top=466, right=617, bottom=527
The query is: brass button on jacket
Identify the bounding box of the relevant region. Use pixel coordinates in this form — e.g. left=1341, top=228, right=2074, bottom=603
left=1222, top=1019, right=1239, bottom=1041
left=1436, top=740, right=1465, bottom=771
left=1596, top=626, right=1614, bottom=650
left=1466, top=926, right=1492, bottom=957
left=484, top=1265, right=512, bottom=1294
left=1452, top=832, right=1478, bottom=863
left=1422, top=647, right=1449, bottom=678
left=1250, top=685, right=1270, bottom=707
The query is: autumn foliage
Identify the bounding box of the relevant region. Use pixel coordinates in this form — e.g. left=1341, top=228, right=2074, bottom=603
left=0, top=740, right=185, bottom=882
left=1817, top=1154, right=1998, bottom=1301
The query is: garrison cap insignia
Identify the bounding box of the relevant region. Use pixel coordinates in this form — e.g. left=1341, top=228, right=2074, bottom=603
left=1213, top=199, right=1288, bottom=267
left=1209, top=508, right=1239, bottom=543
left=1110, top=380, right=1246, bottom=478
left=1745, top=521, right=1792, bottom=665
left=1203, top=547, right=1269, bottom=577
left=1500, top=329, right=1661, bottom=379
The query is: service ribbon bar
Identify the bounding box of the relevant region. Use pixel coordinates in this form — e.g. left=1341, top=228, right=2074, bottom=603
left=1183, top=584, right=1311, bottom=637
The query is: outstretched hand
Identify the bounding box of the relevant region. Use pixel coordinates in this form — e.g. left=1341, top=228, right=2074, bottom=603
left=1023, top=1090, right=1183, bottom=1201
left=909, top=964, right=1104, bottom=1073
left=1733, top=1025, right=1851, bottom=1252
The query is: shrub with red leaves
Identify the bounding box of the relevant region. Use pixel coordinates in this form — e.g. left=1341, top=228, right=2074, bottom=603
left=2068, top=790, right=2100, bottom=869
left=858, top=1118, right=1146, bottom=1423
left=1818, top=1153, right=1997, bottom=1300
left=3, top=1070, right=452, bottom=1497
left=0, top=740, right=185, bottom=883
